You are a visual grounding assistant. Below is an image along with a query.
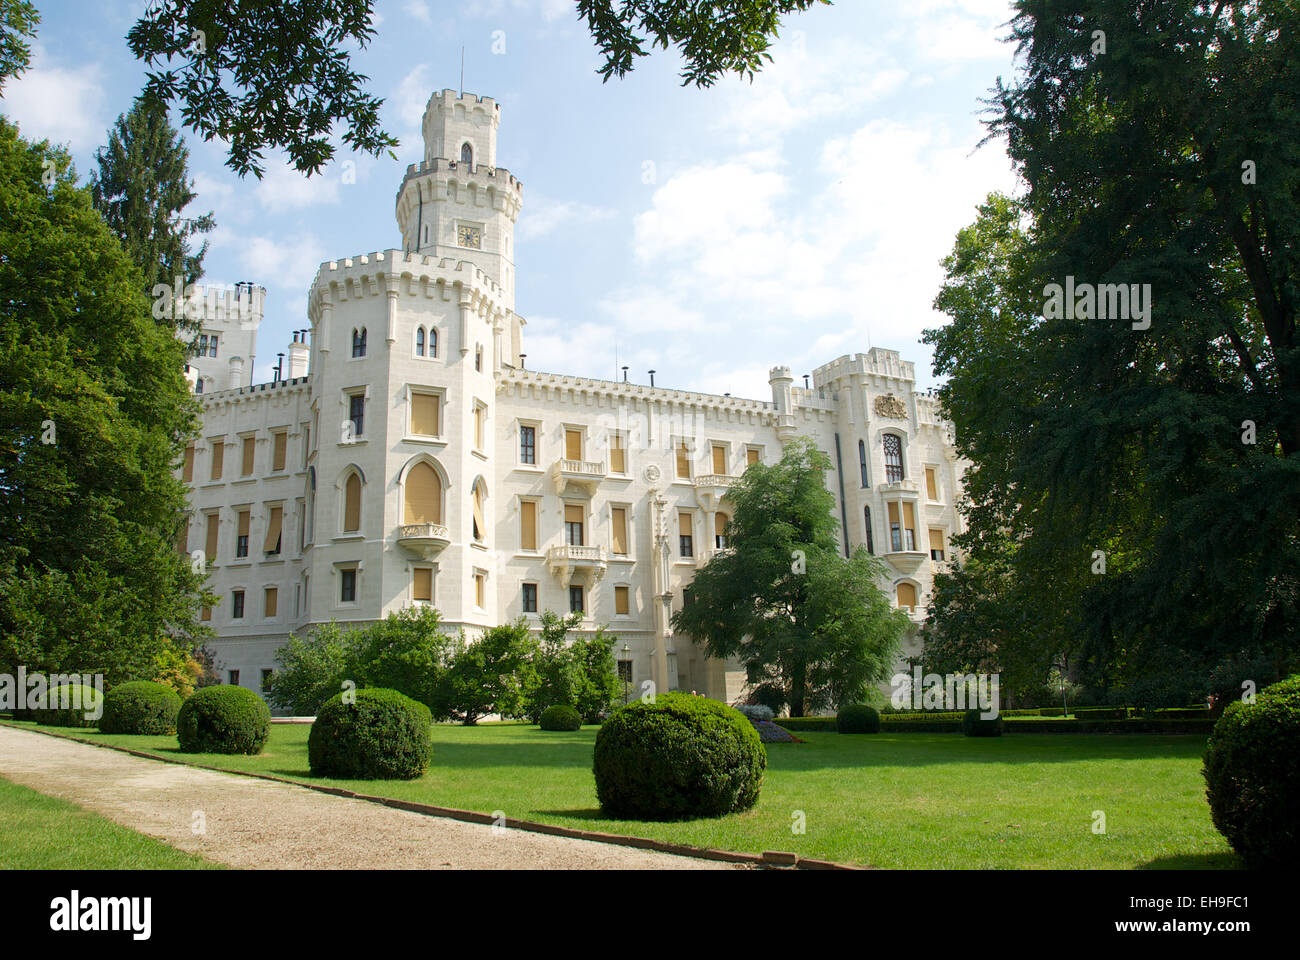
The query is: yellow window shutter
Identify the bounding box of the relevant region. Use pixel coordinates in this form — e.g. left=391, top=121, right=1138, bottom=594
left=344, top=474, right=362, bottom=532
left=472, top=484, right=486, bottom=540
left=610, top=433, right=626, bottom=473
left=715, top=513, right=727, bottom=537
left=205, top=513, right=219, bottom=560
left=611, top=507, right=627, bottom=555
left=897, top=582, right=917, bottom=608
left=241, top=437, right=255, bottom=476
left=747, top=448, right=759, bottom=466
left=926, top=467, right=938, bottom=500
left=887, top=501, right=900, bottom=524
left=615, top=585, right=629, bottom=615
left=564, top=504, right=584, bottom=524
left=265, top=587, right=278, bottom=617
left=237, top=510, right=250, bottom=538
left=678, top=511, right=692, bottom=536
left=475, top=573, right=485, bottom=607
left=183, top=445, right=195, bottom=482
left=929, top=528, right=944, bottom=551
left=676, top=442, right=690, bottom=477
left=565, top=429, right=582, bottom=460
left=210, top=441, right=224, bottom=480
left=273, top=432, right=288, bottom=471
left=520, top=500, right=537, bottom=551
left=413, top=568, right=432, bottom=602
left=903, top=501, right=916, bottom=532
left=712, top=444, right=726, bottom=475
left=404, top=462, right=441, bottom=524
left=412, top=394, right=440, bottom=436
left=201, top=605, right=211, bottom=622
left=263, top=505, right=283, bottom=552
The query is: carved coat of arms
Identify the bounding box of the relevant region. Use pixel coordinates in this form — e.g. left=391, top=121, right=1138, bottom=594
left=873, top=394, right=908, bottom=420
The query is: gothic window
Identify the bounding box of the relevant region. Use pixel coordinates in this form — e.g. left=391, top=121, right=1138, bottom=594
left=352, top=327, right=367, bottom=358
left=404, top=461, right=442, bottom=525
left=195, top=378, right=204, bottom=394
left=883, top=434, right=904, bottom=483
left=864, top=506, right=874, bottom=554
left=461, top=142, right=473, bottom=166
left=208, top=335, right=218, bottom=358
left=415, top=327, right=425, bottom=356
left=343, top=472, right=362, bottom=533
left=897, top=582, right=918, bottom=611
left=858, top=439, right=869, bottom=487
left=429, top=328, right=438, bottom=358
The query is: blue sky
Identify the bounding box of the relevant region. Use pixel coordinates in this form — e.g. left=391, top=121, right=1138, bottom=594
left=2, top=0, right=1022, bottom=397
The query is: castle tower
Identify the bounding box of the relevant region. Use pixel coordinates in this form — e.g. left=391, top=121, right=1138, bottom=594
left=181, top=281, right=264, bottom=393
left=394, top=90, right=523, bottom=314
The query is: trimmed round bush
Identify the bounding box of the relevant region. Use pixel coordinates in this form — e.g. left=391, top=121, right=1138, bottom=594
left=962, top=709, right=1004, bottom=737
left=1203, top=674, right=1300, bottom=867
left=836, top=703, right=880, bottom=734
left=33, top=683, right=103, bottom=728
left=308, top=688, right=432, bottom=780
left=539, top=705, right=582, bottom=731
left=593, top=693, right=765, bottom=821
left=100, top=681, right=182, bottom=735
left=176, top=684, right=270, bottom=754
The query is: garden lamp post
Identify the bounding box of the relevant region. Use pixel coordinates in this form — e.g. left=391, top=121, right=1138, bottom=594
left=622, top=644, right=631, bottom=705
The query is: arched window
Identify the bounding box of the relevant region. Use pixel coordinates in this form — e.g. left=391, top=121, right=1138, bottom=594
left=415, top=327, right=425, bottom=357
left=343, top=473, right=362, bottom=532
left=897, top=582, right=918, bottom=611
left=461, top=142, right=473, bottom=166
left=471, top=478, right=486, bottom=542
left=858, top=439, right=868, bottom=487
left=195, top=378, right=204, bottom=394
left=305, top=468, right=316, bottom=544
left=404, top=462, right=442, bottom=525
left=883, top=434, right=904, bottom=483
left=864, top=506, right=874, bottom=554
left=429, top=328, right=439, bottom=358
left=351, top=327, right=367, bottom=358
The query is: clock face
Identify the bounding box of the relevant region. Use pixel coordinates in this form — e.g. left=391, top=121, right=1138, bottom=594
left=457, top=225, right=482, bottom=249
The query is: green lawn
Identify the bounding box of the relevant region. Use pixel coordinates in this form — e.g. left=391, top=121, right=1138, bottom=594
left=0, top=774, right=221, bottom=869
left=2, top=719, right=1237, bottom=869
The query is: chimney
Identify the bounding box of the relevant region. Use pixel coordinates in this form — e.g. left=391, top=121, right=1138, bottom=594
left=286, top=330, right=309, bottom=379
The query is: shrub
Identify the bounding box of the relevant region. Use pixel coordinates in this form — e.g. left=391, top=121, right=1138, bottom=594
left=32, top=683, right=102, bottom=728
left=1203, top=675, right=1300, bottom=867
left=176, top=685, right=271, bottom=754
left=747, top=682, right=788, bottom=716
left=593, top=693, right=765, bottom=820
left=100, top=681, right=182, bottom=735
left=539, top=704, right=582, bottom=731
left=736, top=704, right=774, bottom=723
left=308, top=688, right=432, bottom=780
left=962, top=709, right=1004, bottom=737
left=836, top=703, right=880, bottom=733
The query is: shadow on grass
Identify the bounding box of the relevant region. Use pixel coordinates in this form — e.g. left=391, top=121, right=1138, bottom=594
left=1137, top=851, right=1242, bottom=870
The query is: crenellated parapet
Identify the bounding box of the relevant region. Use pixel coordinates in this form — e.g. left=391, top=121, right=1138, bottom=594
left=308, top=250, right=510, bottom=320
left=394, top=158, right=524, bottom=227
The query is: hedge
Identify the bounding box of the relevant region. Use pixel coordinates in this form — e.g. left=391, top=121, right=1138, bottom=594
left=176, top=685, right=270, bottom=754
left=836, top=704, right=880, bottom=733
left=100, top=681, right=182, bottom=735
left=308, top=688, right=432, bottom=779
left=31, top=683, right=103, bottom=728
left=539, top=705, right=582, bottom=731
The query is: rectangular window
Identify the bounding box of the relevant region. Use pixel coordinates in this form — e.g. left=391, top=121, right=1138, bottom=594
left=747, top=447, right=760, bottom=467
left=614, top=585, right=630, bottom=615
left=210, top=440, right=224, bottom=480
left=903, top=502, right=917, bottom=551
left=241, top=436, right=255, bottom=476
left=340, top=569, right=357, bottom=603
left=232, top=590, right=245, bottom=619
left=236, top=509, right=250, bottom=558
left=411, top=393, right=440, bottom=436
left=611, top=507, right=628, bottom=556
left=888, top=501, right=902, bottom=552
left=264, top=505, right=283, bottom=555
left=264, top=587, right=278, bottom=618
left=520, top=500, right=538, bottom=552
left=565, top=428, right=582, bottom=461
left=712, top=443, right=727, bottom=475
left=208, top=335, right=218, bottom=358
left=205, top=512, right=220, bottom=563
left=929, top=528, right=946, bottom=562
left=678, top=510, right=693, bottom=558
left=675, top=440, right=692, bottom=479
left=349, top=395, right=365, bottom=438
left=520, top=425, right=536, bottom=464
left=272, top=431, right=288, bottom=472
left=715, top=512, right=729, bottom=549
left=182, top=444, right=195, bottom=482
left=521, top=582, right=538, bottom=613
left=569, top=584, right=584, bottom=615
left=261, top=669, right=273, bottom=693
left=564, top=504, right=584, bottom=547
left=475, top=572, right=486, bottom=608
left=228, top=669, right=239, bottom=686
left=925, top=466, right=939, bottom=501
left=413, top=567, right=433, bottom=602
left=610, top=432, right=626, bottom=473
left=201, top=605, right=212, bottom=622
left=474, top=404, right=485, bottom=450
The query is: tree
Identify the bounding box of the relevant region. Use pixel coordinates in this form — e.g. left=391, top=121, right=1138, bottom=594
left=123, top=0, right=830, bottom=177
left=520, top=610, right=584, bottom=723
left=0, top=0, right=38, bottom=91
left=267, top=622, right=352, bottom=715
left=348, top=606, right=455, bottom=714
left=440, top=620, right=532, bottom=725
left=672, top=437, right=908, bottom=716
left=90, top=98, right=215, bottom=314
left=0, top=117, right=208, bottom=686
left=570, top=626, right=621, bottom=723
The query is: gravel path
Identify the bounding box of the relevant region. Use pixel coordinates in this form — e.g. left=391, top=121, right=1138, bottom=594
left=0, top=726, right=736, bottom=870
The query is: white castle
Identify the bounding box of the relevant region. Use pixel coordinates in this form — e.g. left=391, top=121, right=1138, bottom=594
left=179, top=89, right=967, bottom=707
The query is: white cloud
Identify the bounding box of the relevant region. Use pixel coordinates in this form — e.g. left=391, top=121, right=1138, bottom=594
left=405, top=1, right=434, bottom=26
left=253, top=161, right=342, bottom=213
left=0, top=47, right=106, bottom=150
left=517, top=195, right=615, bottom=240
left=464, top=0, right=574, bottom=22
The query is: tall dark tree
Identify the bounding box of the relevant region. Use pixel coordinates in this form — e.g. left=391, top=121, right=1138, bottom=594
left=673, top=437, right=907, bottom=716
left=90, top=98, right=214, bottom=319
left=124, top=0, right=829, bottom=177
left=0, top=0, right=38, bottom=91
left=0, top=117, right=209, bottom=685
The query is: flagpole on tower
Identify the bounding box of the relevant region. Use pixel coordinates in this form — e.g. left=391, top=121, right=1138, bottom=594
left=460, top=46, right=465, bottom=97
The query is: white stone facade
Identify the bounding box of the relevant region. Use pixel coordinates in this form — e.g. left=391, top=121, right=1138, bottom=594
left=181, top=90, right=966, bottom=709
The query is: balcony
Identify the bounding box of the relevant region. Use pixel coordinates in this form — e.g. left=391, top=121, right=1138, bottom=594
left=550, top=458, right=606, bottom=496
left=692, top=473, right=736, bottom=509
left=547, top=544, right=608, bottom=583
left=884, top=549, right=928, bottom=575
left=396, top=522, right=450, bottom=560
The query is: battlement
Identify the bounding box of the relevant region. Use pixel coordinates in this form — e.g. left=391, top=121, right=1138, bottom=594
left=310, top=249, right=509, bottom=308
left=814, top=349, right=915, bottom=385
left=422, top=88, right=500, bottom=169
left=424, top=88, right=500, bottom=115
left=500, top=367, right=775, bottom=416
